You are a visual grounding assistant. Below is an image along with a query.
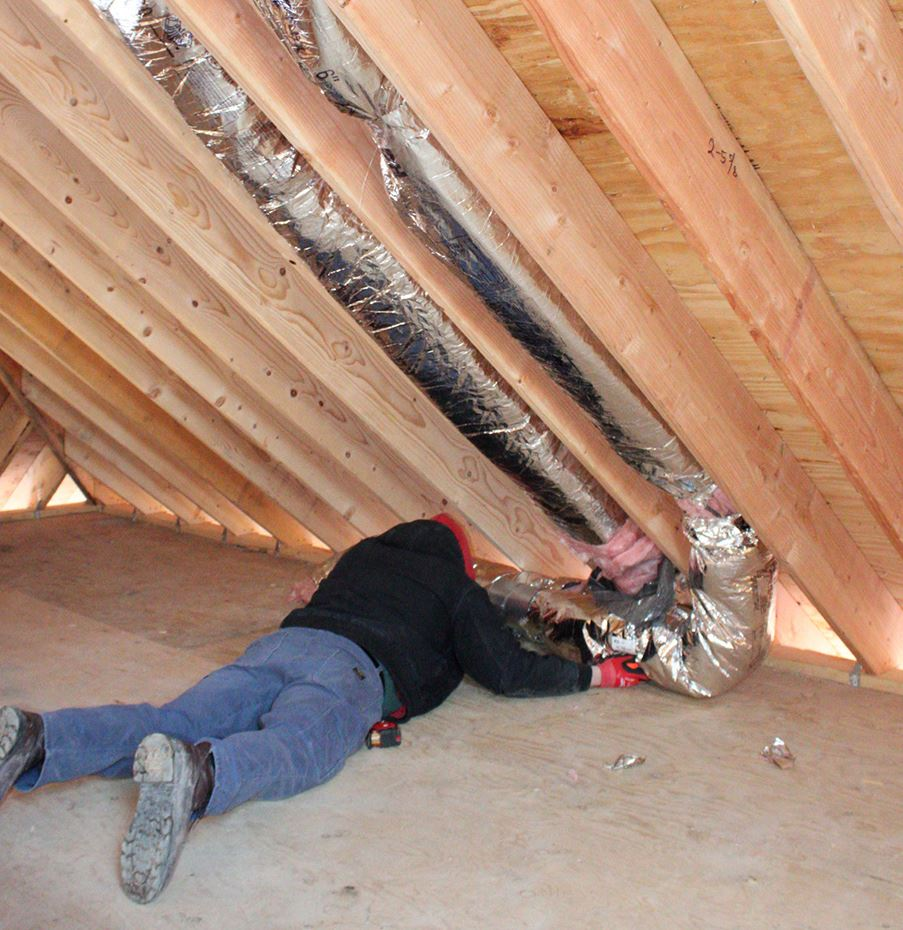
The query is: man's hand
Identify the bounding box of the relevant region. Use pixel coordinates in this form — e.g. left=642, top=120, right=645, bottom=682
left=287, top=576, right=320, bottom=607
left=590, top=656, right=648, bottom=688
left=287, top=552, right=342, bottom=606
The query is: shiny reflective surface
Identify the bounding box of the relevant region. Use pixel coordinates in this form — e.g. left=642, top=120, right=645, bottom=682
left=94, top=0, right=623, bottom=546
left=254, top=0, right=716, bottom=506
left=480, top=514, right=775, bottom=699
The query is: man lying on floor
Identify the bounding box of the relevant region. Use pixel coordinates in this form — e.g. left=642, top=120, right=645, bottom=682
left=0, top=515, right=646, bottom=904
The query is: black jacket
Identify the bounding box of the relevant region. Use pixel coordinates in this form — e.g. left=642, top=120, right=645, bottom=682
left=282, top=520, right=591, bottom=717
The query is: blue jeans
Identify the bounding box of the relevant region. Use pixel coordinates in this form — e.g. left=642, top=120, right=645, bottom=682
left=16, top=628, right=384, bottom=815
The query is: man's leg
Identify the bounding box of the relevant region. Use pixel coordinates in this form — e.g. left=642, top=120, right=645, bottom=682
left=118, top=629, right=383, bottom=902
left=202, top=630, right=384, bottom=814
left=5, top=629, right=295, bottom=795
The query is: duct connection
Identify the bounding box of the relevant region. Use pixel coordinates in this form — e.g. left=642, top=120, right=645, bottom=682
left=252, top=0, right=778, bottom=697
left=477, top=515, right=775, bottom=699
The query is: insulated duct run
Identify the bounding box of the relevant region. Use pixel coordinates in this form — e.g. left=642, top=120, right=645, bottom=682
left=255, top=0, right=780, bottom=696
left=254, top=0, right=716, bottom=507
left=478, top=515, right=776, bottom=698
left=92, top=0, right=624, bottom=546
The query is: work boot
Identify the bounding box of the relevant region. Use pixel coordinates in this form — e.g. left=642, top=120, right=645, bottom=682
left=0, top=706, right=44, bottom=804
left=120, top=734, right=214, bottom=904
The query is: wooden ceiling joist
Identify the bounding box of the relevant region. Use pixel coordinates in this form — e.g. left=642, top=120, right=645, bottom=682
left=518, top=0, right=903, bottom=560
left=326, top=0, right=903, bottom=673
left=0, top=202, right=340, bottom=552
left=170, top=0, right=691, bottom=572
left=0, top=0, right=582, bottom=576
left=0, top=298, right=272, bottom=539
left=764, top=0, right=903, bottom=252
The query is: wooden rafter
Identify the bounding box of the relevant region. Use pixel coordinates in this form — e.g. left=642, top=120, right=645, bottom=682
left=764, top=0, right=903, bottom=251
left=0, top=207, right=340, bottom=551
left=518, top=0, right=903, bottom=560
left=0, top=0, right=582, bottom=576
left=0, top=301, right=270, bottom=537
left=168, top=0, right=689, bottom=571
left=326, top=0, right=903, bottom=673
left=0, top=83, right=408, bottom=547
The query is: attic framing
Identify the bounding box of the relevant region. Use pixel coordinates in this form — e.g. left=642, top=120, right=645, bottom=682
left=0, top=0, right=901, bottom=679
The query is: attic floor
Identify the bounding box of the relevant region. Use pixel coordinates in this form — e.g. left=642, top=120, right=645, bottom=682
left=0, top=512, right=901, bottom=930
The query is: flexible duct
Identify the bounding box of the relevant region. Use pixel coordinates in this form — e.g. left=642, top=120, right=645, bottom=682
left=92, top=0, right=625, bottom=548
left=253, top=0, right=715, bottom=506
left=478, top=514, right=776, bottom=698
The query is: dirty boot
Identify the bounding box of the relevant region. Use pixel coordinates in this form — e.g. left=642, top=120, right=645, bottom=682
left=0, top=706, right=44, bottom=804
left=119, top=734, right=214, bottom=904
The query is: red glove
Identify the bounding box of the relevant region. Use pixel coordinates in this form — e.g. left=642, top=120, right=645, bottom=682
left=595, top=656, right=648, bottom=688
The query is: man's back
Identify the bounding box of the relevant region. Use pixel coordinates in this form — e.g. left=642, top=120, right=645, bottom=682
left=282, top=519, right=473, bottom=716
left=282, top=518, right=593, bottom=716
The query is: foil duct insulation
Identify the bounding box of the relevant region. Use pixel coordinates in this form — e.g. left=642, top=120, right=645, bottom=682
left=92, top=0, right=625, bottom=547
left=253, top=0, right=717, bottom=507
left=477, top=515, right=776, bottom=698
left=254, top=0, right=781, bottom=695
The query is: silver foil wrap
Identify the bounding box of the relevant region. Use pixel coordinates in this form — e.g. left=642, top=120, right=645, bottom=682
left=478, top=514, right=775, bottom=699
left=254, top=0, right=715, bottom=504
left=93, top=0, right=623, bottom=546
left=641, top=515, right=776, bottom=698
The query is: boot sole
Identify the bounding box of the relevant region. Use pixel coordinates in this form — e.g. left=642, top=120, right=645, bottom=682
left=120, top=733, right=195, bottom=904
left=0, top=706, right=27, bottom=802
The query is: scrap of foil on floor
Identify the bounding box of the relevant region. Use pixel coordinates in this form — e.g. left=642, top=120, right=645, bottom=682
left=761, top=737, right=796, bottom=770
left=607, top=754, right=646, bottom=772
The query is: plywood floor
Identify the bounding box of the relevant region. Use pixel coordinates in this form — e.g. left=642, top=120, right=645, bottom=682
left=0, top=513, right=901, bottom=930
